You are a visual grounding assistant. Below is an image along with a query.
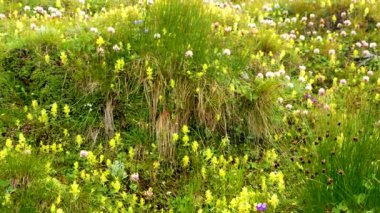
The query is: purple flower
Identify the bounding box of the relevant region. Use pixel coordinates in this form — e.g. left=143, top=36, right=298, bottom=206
left=256, top=202, right=267, bottom=212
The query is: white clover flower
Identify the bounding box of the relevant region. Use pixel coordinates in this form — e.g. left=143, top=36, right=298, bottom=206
left=80, top=150, right=89, bottom=158
left=154, top=33, right=161, bottom=39
left=256, top=73, right=264, bottom=79
left=277, top=97, right=284, bottom=104
left=316, top=36, right=323, bottom=42
left=356, top=42, right=362, bottom=48
left=310, top=13, right=315, bottom=19
left=79, top=0, right=86, bottom=4
left=224, top=26, right=232, bottom=33
left=107, top=27, right=115, bottom=34
left=265, top=71, right=274, bottom=78
left=318, top=88, right=326, bottom=96
left=299, top=35, right=305, bottom=40
left=24, top=6, right=31, bottom=11
left=376, top=22, right=380, bottom=28
left=367, top=70, right=374, bottom=76
left=313, top=48, right=320, bottom=54
left=287, top=83, right=294, bottom=88
left=301, top=16, right=307, bottom=22
left=185, top=50, right=193, bottom=58
left=291, top=17, right=297, bottom=23
left=299, top=65, right=306, bottom=71
left=328, top=49, right=336, bottom=55
left=113, top=44, right=121, bottom=51
left=340, top=79, right=347, bottom=85
left=130, top=173, right=139, bottom=182
left=305, top=84, right=312, bottom=91
left=343, top=20, right=351, bottom=26
left=341, top=12, right=347, bottom=18
left=299, top=76, right=306, bottom=83
left=285, top=75, right=291, bottom=81
left=147, top=0, right=154, bottom=5
left=0, top=13, right=6, bottom=19
left=90, top=27, right=98, bottom=33
left=302, top=110, right=309, bottom=115
left=351, top=30, right=357, bottom=35
left=363, top=76, right=370, bottom=83
left=340, top=31, right=347, bottom=37
left=362, top=40, right=369, bottom=48
left=362, top=50, right=371, bottom=57
left=369, top=42, right=377, bottom=49
left=223, top=49, right=231, bottom=56
left=30, top=23, right=37, bottom=30
left=285, top=104, right=293, bottom=110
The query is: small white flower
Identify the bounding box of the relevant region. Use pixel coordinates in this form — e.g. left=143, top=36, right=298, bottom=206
left=328, top=49, right=336, bottom=55
left=80, top=150, right=89, bottom=158
left=90, top=27, right=98, bottom=33
left=310, top=13, right=315, bottom=19
left=305, top=84, right=312, bottom=91
left=79, top=0, right=86, bottom=4
left=113, top=44, right=121, bottom=51
left=224, top=26, right=232, bottom=33
left=278, top=97, right=284, bottom=104
left=356, top=42, right=362, bottom=48
left=318, top=88, right=326, bottom=96
left=343, top=20, right=351, bottom=26
left=367, top=70, right=374, bottom=76
left=301, top=16, right=307, bottom=22
left=299, top=35, right=305, bottom=41
left=256, top=73, right=264, bottom=79
left=369, top=42, right=377, bottom=49
left=351, top=30, right=357, bottom=36
left=185, top=50, right=193, bottom=58
left=284, top=75, right=291, bottom=81
left=24, top=6, right=31, bottom=11
left=363, top=76, right=370, bottom=83
left=340, top=79, right=347, bottom=85
left=285, top=104, right=293, bottom=110
left=265, top=71, right=274, bottom=78
left=299, top=65, right=306, bottom=71
left=376, top=22, right=380, bottom=28
left=313, top=48, right=320, bottom=54
left=30, top=23, right=37, bottom=30
left=362, top=50, right=371, bottom=57
left=154, top=33, right=161, bottom=39
left=147, top=0, right=154, bottom=5
left=362, top=41, right=369, bottom=48
left=223, top=49, right=231, bottom=56
left=24, top=150, right=32, bottom=155
left=0, top=14, right=6, bottom=19
left=287, top=83, right=294, bottom=88
left=107, top=27, right=115, bottom=34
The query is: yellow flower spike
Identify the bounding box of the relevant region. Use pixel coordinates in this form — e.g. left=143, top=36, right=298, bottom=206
left=191, top=141, right=199, bottom=153
left=268, top=194, right=279, bottom=209
left=109, top=138, right=116, bottom=149
left=219, top=168, right=226, bottom=178
left=60, top=51, right=68, bottom=65
left=76, top=135, right=83, bottom=148
left=205, top=190, right=213, bottom=204
left=51, top=103, right=58, bottom=118
left=45, top=54, right=50, bottom=64
left=5, top=138, right=13, bottom=149
left=70, top=181, right=81, bottom=198
left=181, top=125, right=190, bottom=134
left=111, top=179, right=121, bottom=193
left=182, top=155, right=190, bottom=168
left=63, top=104, right=70, bottom=117
left=172, top=133, right=179, bottom=142
left=182, top=135, right=189, bottom=146
left=96, top=36, right=105, bottom=46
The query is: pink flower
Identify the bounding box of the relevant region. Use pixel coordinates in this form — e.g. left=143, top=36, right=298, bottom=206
left=130, top=173, right=139, bottom=182
left=340, top=79, right=347, bottom=85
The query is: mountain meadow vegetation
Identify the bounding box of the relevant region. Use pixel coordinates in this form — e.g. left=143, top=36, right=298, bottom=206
left=0, top=0, right=379, bottom=212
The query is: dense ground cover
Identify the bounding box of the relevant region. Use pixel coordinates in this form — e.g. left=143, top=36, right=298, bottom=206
left=0, top=0, right=379, bottom=212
